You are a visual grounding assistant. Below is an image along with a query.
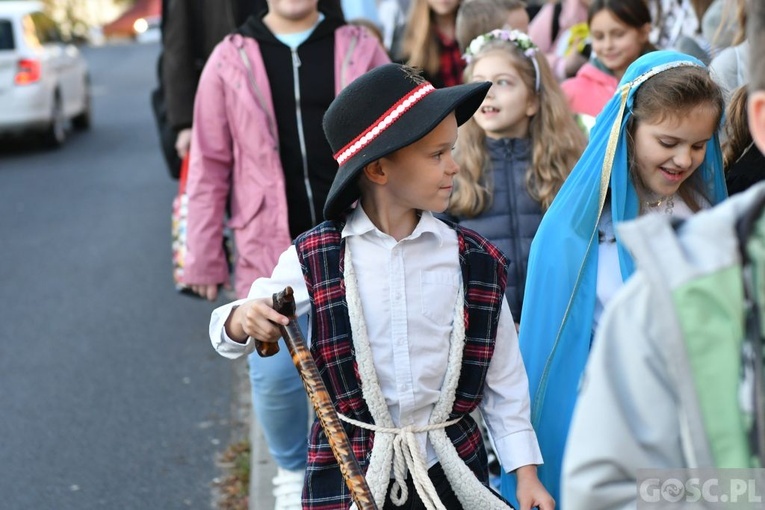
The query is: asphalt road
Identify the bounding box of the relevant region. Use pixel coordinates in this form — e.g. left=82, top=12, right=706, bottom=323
left=0, top=41, right=247, bottom=509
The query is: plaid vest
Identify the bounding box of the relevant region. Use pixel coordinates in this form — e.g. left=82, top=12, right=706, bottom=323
left=295, top=219, right=508, bottom=510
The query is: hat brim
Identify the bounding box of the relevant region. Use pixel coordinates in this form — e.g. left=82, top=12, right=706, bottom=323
left=323, top=80, right=491, bottom=221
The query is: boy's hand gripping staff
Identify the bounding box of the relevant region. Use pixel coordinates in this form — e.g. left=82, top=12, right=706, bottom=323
left=268, top=286, right=379, bottom=510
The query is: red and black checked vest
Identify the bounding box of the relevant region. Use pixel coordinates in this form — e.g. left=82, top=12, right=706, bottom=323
left=294, top=219, right=508, bottom=510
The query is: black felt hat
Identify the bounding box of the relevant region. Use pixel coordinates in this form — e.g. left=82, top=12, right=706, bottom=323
left=322, top=63, right=491, bottom=220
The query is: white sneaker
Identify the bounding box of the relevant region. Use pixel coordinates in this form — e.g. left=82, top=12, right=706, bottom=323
left=272, top=467, right=304, bottom=510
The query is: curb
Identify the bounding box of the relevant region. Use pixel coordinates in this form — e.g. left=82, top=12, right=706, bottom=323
left=212, top=357, right=277, bottom=510
left=249, top=403, right=277, bottom=509
left=239, top=360, right=277, bottom=510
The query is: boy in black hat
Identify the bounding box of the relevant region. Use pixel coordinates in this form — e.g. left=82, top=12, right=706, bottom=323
left=208, top=63, right=553, bottom=510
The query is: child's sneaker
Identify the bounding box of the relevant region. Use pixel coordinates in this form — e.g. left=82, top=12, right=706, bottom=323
left=272, top=467, right=304, bottom=510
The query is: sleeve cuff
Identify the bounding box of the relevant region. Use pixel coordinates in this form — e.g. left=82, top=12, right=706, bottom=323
left=209, top=300, right=255, bottom=359
left=493, top=429, right=544, bottom=474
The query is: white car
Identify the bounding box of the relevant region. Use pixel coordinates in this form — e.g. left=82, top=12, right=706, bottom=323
left=0, top=1, right=91, bottom=147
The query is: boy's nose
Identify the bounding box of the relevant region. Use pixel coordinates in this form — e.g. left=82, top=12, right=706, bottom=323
left=446, top=157, right=459, bottom=175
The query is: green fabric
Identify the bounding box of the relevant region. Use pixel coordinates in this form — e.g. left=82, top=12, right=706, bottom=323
left=673, top=265, right=750, bottom=467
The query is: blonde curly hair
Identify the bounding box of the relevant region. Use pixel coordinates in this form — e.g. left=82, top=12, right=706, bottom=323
left=449, top=36, right=585, bottom=217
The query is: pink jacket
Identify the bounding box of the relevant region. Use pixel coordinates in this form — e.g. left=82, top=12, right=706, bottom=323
left=183, top=26, right=390, bottom=298
left=560, top=62, right=618, bottom=118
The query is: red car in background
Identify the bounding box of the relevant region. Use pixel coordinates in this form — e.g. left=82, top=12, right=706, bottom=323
left=102, top=0, right=161, bottom=40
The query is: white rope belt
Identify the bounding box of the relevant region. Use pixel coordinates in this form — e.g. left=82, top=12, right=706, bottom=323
left=339, top=413, right=462, bottom=510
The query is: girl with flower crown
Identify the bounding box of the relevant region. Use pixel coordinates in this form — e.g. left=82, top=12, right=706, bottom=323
left=502, top=50, right=729, bottom=509
left=449, top=29, right=586, bottom=328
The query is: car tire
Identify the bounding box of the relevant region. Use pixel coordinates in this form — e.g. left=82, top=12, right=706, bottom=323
left=42, top=93, right=66, bottom=148
left=72, top=79, right=91, bottom=131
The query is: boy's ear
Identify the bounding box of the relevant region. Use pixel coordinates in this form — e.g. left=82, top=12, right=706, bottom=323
left=749, top=91, right=765, bottom=155
left=362, top=160, right=388, bottom=185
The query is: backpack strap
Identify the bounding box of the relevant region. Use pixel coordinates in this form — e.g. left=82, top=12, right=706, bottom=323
left=188, top=0, right=206, bottom=73
left=551, top=1, right=563, bottom=43
left=160, top=0, right=168, bottom=40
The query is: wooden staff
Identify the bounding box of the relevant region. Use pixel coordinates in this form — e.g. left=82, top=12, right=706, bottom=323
left=255, top=286, right=379, bottom=510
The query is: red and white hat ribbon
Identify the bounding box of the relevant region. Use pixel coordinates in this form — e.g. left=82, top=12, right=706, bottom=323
left=333, top=83, right=436, bottom=165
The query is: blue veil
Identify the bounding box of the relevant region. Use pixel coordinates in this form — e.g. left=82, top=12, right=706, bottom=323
left=500, top=51, right=728, bottom=507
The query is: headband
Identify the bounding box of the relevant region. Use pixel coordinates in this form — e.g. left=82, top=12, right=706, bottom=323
left=463, top=29, right=541, bottom=92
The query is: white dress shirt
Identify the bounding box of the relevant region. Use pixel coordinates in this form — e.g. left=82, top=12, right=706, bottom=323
left=210, top=206, right=542, bottom=473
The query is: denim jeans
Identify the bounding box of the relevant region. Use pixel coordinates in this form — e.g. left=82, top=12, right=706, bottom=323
left=247, top=314, right=309, bottom=471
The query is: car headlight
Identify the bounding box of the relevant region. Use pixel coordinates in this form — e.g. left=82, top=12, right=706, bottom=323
left=133, top=18, right=148, bottom=34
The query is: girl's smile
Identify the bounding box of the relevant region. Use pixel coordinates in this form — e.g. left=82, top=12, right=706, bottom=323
left=632, top=104, right=718, bottom=197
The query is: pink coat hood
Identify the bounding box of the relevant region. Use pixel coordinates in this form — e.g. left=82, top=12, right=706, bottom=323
left=561, top=62, right=618, bottom=118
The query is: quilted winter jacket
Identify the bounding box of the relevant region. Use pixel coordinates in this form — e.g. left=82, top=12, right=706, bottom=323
left=183, top=26, right=390, bottom=298
left=457, top=138, right=543, bottom=322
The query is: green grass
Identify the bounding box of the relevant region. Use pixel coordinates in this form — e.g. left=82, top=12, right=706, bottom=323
left=214, top=440, right=251, bottom=510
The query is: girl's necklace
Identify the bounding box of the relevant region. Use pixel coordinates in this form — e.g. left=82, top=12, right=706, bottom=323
left=643, top=194, right=675, bottom=215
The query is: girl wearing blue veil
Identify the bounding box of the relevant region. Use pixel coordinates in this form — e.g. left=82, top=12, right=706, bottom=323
left=500, top=50, right=728, bottom=508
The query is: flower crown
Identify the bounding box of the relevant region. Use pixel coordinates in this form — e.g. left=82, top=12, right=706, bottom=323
left=463, top=29, right=539, bottom=64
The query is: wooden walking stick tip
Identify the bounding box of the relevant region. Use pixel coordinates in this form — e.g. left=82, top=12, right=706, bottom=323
left=272, top=286, right=296, bottom=317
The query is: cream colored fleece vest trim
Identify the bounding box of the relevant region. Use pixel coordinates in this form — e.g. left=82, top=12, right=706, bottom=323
left=343, top=245, right=508, bottom=510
